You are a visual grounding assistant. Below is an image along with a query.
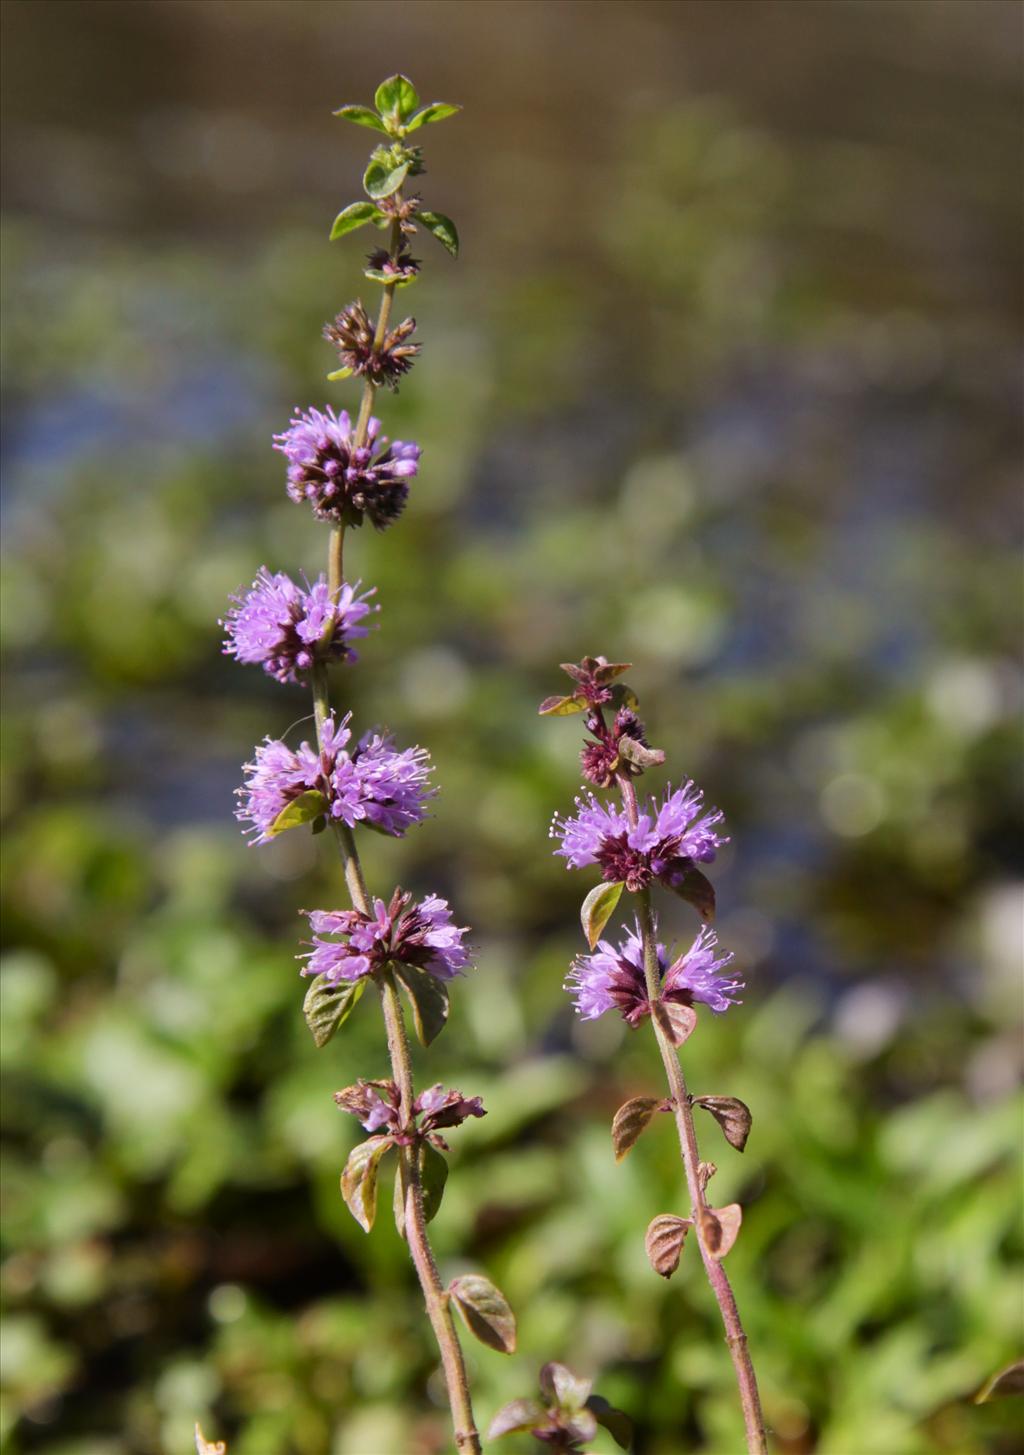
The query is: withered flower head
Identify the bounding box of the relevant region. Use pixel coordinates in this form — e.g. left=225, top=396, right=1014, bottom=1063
left=324, top=300, right=421, bottom=390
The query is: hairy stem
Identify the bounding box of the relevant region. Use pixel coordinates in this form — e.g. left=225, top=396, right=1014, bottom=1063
left=618, top=772, right=768, bottom=1454
left=308, top=211, right=481, bottom=1449
left=327, top=215, right=402, bottom=600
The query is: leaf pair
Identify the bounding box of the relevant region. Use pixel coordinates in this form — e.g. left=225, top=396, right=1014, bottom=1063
left=334, top=75, right=460, bottom=139
left=645, top=1202, right=742, bottom=1277
left=342, top=1134, right=448, bottom=1235
left=329, top=199, right=459, bottom=257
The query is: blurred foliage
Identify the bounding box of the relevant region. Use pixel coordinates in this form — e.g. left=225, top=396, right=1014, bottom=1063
left=1, top=3, right=1022, bottom=1453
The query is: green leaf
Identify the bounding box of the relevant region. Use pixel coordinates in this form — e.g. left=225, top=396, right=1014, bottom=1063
left=326, top=367, right=353, bottom=382
left=375, top=74, right=419, bottom=122
left=329, top=200, right=383, bottom=240
left=404, top=102, right=461, bottom=132
left=693, top=1094, right=752, bottom=1152
left=581, top=880, right=624, bottom=949
left=540, top=1362, right=592, bottom=1412
left=302, top=974, right=365, bottom=1049
left=667, top=864, right=716, bottom=921
left=268, top=790, right=328, bottom=838
left=418, top=210, right=459, bottom=258
left=586, top=1397, right=633, bottom=1451
left=645, top=1213, right=691, bottom=1279
left=393, top=1140, right=449, bottom=1238
left=419, top=1141, right=448, bottom=1222
left=393, top=964, right=450, bottom=1046
left=611, top=1096, right=663, bottom=1161
left=363, top=159, right=410, bottom=201
left=975, top=1359, right=1024, bottom=1403
left=340, top=1136, right=393, bottom=1233
left=487, top=1400, right=545, bottom=1440
left=448, top=1273, right=517, bottom=1353
left=332, top=104, right=390, bottom=134
left=538, top=694, right=584, bottom=716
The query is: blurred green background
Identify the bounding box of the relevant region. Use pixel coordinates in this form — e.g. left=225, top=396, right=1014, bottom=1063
left=2, top=2, right=1022, bottom=1453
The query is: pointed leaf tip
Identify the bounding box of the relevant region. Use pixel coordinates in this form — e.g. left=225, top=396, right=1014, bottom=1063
left=393, top=963, right=450, bottom=1046
left=693, top=1094, right=752, bottom=1152
left=268, top=789, right=327, bottom=837
left=581, top=880, right=624, bottom=949
left=448, top=1273, right=517, bottom=1353
left=418, top=210, right=459, bottom=258
left=303, top=973, right=365, bottom=1048
left=611, top=1095, right=663, bottom=1161
left=375, top=74, right=420, bottom=122
left=340, top=1136, right=393, bottom=1232
left=645, top=1213, right=691, bottom=1278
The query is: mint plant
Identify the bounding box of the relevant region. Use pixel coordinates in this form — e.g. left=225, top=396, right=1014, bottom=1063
left=543, top=657, right=768, bottom=1453
left=222, top=76, right=511, bottom=1455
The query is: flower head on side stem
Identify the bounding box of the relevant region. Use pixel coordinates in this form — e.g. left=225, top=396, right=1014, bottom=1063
left=302, top=888, right=471, bottom=984
left=274, top=405, right=421, bottom=529
left=566, top=918, right=742, bottom=1027
left=222, top=568, right=376, bottom=684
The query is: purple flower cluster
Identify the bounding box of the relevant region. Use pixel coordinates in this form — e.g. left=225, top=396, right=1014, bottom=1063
left=302, top=889, right=471, bottom=985
left=334, top=1077, right=485, bottom=1144
left=222, top=568, right=376, bottom=684
left=274, top=405, right=421, bottom=530
left=236, top=713, right=434, bottom=844
left=566, top=918, right=742, bottom=1027
left=550, top=782, right=727, bottom=893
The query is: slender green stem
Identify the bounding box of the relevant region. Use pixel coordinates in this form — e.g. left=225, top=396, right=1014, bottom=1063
left=309, top=210, right=482, bottom=1452
left=618, top=773, right=768, bottom=1454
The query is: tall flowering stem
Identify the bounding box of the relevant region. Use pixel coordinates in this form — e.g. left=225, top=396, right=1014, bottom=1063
left=227, top=76, right=513, bottom=1455
left=544, top=657, right=768, bottom=1453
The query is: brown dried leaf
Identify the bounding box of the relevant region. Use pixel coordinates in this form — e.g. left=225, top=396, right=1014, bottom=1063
left=699, top=1202, right=742, bottom=1259
left=611, top=1096, right=663, bottom=1161
left=645, top=1213, right=692, bottom=1279
left=693, top=1095, right=753, bottom=1152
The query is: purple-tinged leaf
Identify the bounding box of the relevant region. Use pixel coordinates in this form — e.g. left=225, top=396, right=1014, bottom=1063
left=654, top=999, right=698, bottom=1047
left=540, top=1362, right=592, bottom=1412
left=666, top=863, right=717, bottom=921
left=611, top=1096, right=663, bottom=1161
left=699, top=1202, right=742, bottom=1259
left=693, top=1095, right=752, bottom=1152
left=449, top=1273, right=517, bottom=1353
left=645, top=1213, right=691, bottom=1278
left=581, top=880, right=624, bottom=949
left=487, top=1399, right=545, bottom=1439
